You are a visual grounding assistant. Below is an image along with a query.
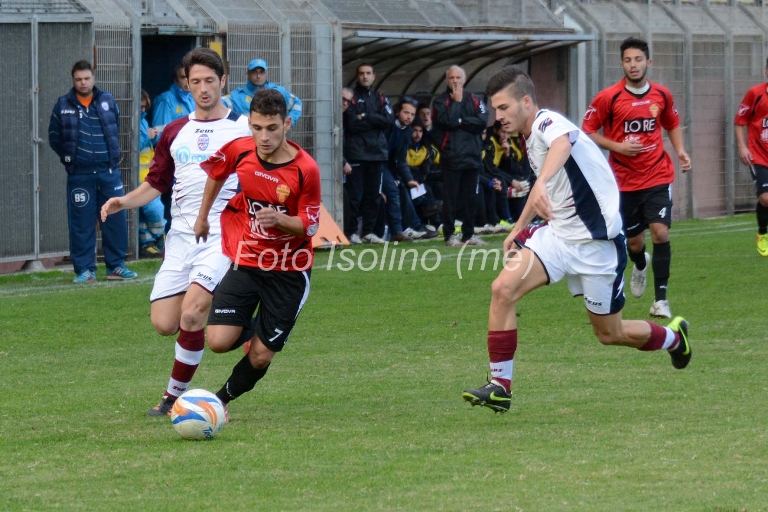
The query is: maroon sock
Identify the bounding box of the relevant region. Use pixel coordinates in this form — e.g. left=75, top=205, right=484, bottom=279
left=638, top=321, right=667, bottom=352
left=165, top=328, right=205, bottom=398
left=488, top=330, right=517, bottom=393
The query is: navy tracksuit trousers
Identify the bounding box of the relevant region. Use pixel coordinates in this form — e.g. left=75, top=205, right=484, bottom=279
left=67, top=169, right=128, bottom=274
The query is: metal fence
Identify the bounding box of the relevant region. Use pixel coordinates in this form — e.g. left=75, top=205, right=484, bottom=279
left=562, top=0, right=766, bottom=220
left=0, top=1, right=93, bottom=264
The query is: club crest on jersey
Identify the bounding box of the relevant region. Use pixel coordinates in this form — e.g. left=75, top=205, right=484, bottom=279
left=276, top=184, right=291, bottom=203
left=197, top=134, right=210, bottom=151
left=649, top=104, right=659, bottom=118
left=538, top=118, right=552, bottom=132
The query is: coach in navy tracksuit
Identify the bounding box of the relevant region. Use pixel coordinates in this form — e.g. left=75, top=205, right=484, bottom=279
left=49, top=60, right=136, bottom=283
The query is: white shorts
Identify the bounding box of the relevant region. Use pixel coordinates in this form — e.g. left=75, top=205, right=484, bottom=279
left=149, top=229, right=231, bottom=302
left=521, top=225, right=626, bottom=315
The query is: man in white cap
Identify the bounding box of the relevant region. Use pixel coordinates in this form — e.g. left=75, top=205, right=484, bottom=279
left=224, top=58, right=302, bottom=125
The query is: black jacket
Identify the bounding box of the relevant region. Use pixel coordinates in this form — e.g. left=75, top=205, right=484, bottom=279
left=431, top=88, right=488, bottom=171
left=343, top=84, right=394, bottom=162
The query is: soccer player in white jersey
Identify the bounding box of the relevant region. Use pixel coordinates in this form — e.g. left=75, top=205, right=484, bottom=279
left=462, top=67, right=692, bottom=414
left=101, top=47, right=252, bottom=416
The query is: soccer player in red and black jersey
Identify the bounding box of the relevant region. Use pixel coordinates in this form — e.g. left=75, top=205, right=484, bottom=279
left=194, top=88, right=321, bottom=411
left=582, top=37, right=691, bottom=319
left=735, top=59, right=768, bottom=257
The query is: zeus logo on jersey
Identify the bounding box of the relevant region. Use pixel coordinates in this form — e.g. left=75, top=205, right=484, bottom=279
left=623, top=118, right=657, bottom=134
left=583, top=106, right=597, bottom=121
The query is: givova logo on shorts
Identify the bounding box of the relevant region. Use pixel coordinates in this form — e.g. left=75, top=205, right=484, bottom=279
left=70, top=188, right=90, bottom=207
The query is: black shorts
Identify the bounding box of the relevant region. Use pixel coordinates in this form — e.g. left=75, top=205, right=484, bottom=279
left=208, top=265, right=311, bottom=352
left=620, top=183, right=673, bottom=238
left=751, top=164, right=768, bottom=196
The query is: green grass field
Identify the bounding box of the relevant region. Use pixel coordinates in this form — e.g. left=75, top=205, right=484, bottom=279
left=1, top=215, right=766, bottom=511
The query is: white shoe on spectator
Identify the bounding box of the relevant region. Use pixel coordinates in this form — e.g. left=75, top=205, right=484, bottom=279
left=454, top=220, right=463, bottom=227
left=445, top=235, right=463, bottom=247
left=362, top=233, right=385, bottom=244
left=649, top=300, right=672, bottom=319
left=404, top=228, right=426, bottom=239
left=475, top=224, right=493, bottom=234
left=349, top=233, right=362, bottom=245
left=464, top=235, right=489, bottom=246
left=425, top=224, right=437, bottom=232
left=492, top=223, right=508, bottom=233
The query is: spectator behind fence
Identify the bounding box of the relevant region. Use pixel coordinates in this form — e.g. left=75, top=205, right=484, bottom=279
left=138, top=89, right=166, bottom=257
left=48, top=60, right=136, bottom=283
left=341, top=87, right=359, bottom=243
left=224, top=58, right=302, bottom=125
left=152, top=63, right=195, bottom=233
left=432, top=65, right=488, bottom=247
left=152, top=63, right=195, bottom=142
left=343, top=63, right=394, bottom=244
left=388, top=98, right=439, bottom=240
left=407, top=118, right=443, bottom=228
left=417, top=102, right=435, bottom=145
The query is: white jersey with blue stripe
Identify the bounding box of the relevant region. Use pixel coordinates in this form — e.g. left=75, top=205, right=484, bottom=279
left=525, top=109, right=622, bottom=243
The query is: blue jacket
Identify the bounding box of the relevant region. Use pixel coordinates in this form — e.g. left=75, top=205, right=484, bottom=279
left=48, top=86, right=120, bottom=174
left=151, top=83, right=194, bottom=142
left=139, top=112, right=152, bottom=152
left=224, top=81, right=303, bottom=124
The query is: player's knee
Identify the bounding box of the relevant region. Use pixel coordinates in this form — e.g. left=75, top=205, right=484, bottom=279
left=248, top=351, right=273, bottom=369
left=491, top=276, right=518, bottom=305
left=151, top=318, right=179, bottom=337
left=592, top=325, right=620, bottom=346
left=206, top=335, right=230, bottom=353
left=759, top=194, right=768, bottom=208
left=179, top=307, right=206, bottom=331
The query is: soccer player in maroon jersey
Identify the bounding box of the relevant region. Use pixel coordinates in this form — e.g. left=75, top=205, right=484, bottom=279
left=194, top=88, right=321, bottom=411
left=582, top=37, right=691, bottom=319
left=102, top=48, right=251, bottom=416
left=735, top=59, right=768, bottom=257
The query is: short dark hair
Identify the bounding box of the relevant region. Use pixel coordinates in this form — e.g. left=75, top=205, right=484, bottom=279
left=620, top=37, right=650, bottom=60
left=71, top=60, right=93, bottom=77
left=356, top=63, right=374, bottom=74
left=172, top=63, right=185, bottom=81
left=395, top=96, right=419, bottom=113
left=485, top=66, right=537, bottom=104
left=250, top=88, right=287, bottom=119
left=183, top=47, right=225, bottom=80
left=416, top=102, right=431, bottom=113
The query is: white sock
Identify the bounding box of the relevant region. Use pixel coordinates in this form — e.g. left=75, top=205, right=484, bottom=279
left=662, top=327, right=677, bottom=350
left=490, top=359, right=514, bottom=383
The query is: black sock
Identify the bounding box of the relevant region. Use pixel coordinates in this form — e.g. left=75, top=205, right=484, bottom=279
left=757, top=203, right=768, bottom=235
left=628, top=245, right=647, bottom=270
left=229, top=317, right=256, bottom=352
left=652, top=241, right=671, bottom=301
left=216, top=356, right=270, bottom=404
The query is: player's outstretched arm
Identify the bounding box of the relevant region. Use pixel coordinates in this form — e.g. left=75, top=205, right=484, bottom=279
left=100, top=182, right=161, bottom=222
left=194, top=177, right=226, bottom=243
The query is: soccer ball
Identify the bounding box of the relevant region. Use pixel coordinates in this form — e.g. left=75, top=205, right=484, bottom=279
left=170, top=389, right=226, bottom=440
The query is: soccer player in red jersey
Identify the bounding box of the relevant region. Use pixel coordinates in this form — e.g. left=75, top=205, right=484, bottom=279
left=194, top=88, right=321, bottom=411
left=102, top=48, right=251, bottom=416
left=582, top=37, right=691, bottom=319
left=735, top=59, right=768, bottom=256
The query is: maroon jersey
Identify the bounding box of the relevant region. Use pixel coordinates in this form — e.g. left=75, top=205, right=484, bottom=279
left=201, top=137, right=321, bottom=271
left=735, top=83, right=768, bottom=167
left=582, top=78, right=680, bottom=192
